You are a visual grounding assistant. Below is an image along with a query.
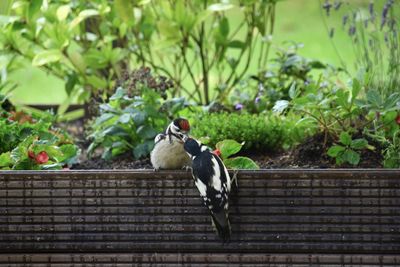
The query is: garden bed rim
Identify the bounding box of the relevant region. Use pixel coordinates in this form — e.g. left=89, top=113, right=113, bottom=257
left=0, top=169, right=399, bottom=176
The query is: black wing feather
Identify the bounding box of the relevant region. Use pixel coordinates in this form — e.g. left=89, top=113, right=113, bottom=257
left=191, top=150, right=231, bottom=241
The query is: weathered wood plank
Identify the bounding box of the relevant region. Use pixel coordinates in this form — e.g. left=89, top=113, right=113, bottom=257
left=1, top=188, right=400, bottom=198
left=0, top=169, right=399, bottom=263
left=1, top=241, right=400, bottom=253
left=2, top=196, right=400, bottom=207
left=1, top=253, right=400, bottom=266
left=2, top=214, right=399, bottom=225
left=1, top=223, right=398, bottom=234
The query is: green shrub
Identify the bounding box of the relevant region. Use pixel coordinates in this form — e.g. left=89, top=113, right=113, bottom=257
left=0, top=110, right=79, bottom=170
left=0, top=0, right=278, bottom=110
left=88, top=68, right=188, bottom=160
left=230, top=43, right=336, bottom=113
left=191, top=112, right=312, bottom=152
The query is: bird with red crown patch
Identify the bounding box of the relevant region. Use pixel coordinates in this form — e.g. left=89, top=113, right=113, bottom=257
left=150, top=118, right=192, bottom=170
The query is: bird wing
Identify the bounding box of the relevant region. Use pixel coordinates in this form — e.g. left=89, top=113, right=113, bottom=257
left=192, top=152, right=229, bottom=213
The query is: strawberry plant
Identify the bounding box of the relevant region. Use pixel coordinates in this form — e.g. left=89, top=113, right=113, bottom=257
left=0, top=109, right=79, bottom=170
left=213, top=139, right=259, bottom=170
left=327, top=132, right=373, bottom=166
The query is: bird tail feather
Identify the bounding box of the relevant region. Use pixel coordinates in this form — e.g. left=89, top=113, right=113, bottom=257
left=211, top=211, right=231, bottom=242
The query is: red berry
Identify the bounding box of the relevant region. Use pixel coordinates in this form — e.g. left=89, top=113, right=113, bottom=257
left=28, top=150, right=35, bottom=159
left=213, top=149, right=222, bottom=157
left=396, top=114, right=400, bottom=125
left=35, top=151, right=49, bottom=164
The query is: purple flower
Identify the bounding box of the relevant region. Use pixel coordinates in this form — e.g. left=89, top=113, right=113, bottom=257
left=369, top=1, right=374, bottom=16
left=235, top=103, right=243, bottom=110
left=334, top=1, right=342, bottom=10
left=381, top=1, right=393, bottom=29
left=322, top=0, right=332, bottom=16
left=348, top=25, right=356, bottom=36
left=342, top=15, right=348, bottom=27
left=255, top=97, right=261, bottom=104
left=329, top=28, right=335, bottom=38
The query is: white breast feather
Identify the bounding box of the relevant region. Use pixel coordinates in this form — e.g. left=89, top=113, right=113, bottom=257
left=210, top=156, right=222, bottom=191
left=223, top=163, right=231, bottom=192
left=150, top=135, right=191, bottom=169
left=195, top=179, right=207, bottom=197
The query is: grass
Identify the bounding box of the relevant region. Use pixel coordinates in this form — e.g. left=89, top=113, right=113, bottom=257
left=8, top=0, right=372, bottom=104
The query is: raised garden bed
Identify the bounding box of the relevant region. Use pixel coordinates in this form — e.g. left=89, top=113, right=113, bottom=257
left=1, top=169, right=399, bottom=266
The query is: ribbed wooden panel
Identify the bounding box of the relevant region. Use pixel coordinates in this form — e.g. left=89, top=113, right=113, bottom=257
left=0, top=170, right=399, bottom=266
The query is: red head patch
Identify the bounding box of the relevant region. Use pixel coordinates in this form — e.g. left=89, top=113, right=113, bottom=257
left=178, top=119, right=190, bottom=132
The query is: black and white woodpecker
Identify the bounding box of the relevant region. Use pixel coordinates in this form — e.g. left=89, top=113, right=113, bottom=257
left=150, top=118, right=192, bottom=170
left=183, top=137, right=232, bottom=242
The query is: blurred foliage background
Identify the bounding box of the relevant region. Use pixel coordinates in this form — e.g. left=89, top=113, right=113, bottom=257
left=0, top=0, right=377, bottom=106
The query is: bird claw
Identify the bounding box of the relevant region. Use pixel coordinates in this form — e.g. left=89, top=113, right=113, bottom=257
left=182, top=165, right=192, bottom=172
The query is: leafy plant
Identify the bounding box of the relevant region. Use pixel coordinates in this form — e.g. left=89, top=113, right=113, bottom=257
left=0, top=110, right=79, bottom=170
left=88, top=68, right=188, bottom=160
left=327, top=132, right=373, bottom=166
left=323, top=0, right=400, bottom=99
left=230, top=43, right=336, bottom=113
left=0, top=0, right=280, bottom=111
left=213, top=139, right=259, bottom=169
left=0, top=0, right=134, bottom=110
left=192, top=112, right=311, bottom=152
left=382, top=129, right=400, bottom=168
left=274, top=74, right=374, bottom=144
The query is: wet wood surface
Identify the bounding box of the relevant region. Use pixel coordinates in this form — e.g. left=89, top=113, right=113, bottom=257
left=0, top=169, right=399, bottom=266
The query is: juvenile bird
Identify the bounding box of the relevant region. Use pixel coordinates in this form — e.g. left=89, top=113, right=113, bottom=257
left=183, top=137, right=232, bottom=242
left=150, top=118, right=192, bottom=170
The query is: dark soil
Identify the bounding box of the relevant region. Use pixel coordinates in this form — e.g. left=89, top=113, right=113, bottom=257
left=64, top=120, right=384, bottom=169
left=252, top=133, right=383, bottom=169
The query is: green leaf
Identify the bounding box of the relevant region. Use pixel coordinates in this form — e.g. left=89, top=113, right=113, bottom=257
left=224, top=156, right=259, bottom=170
left=65, top=73, right=78, bottom=95
left=68, top=51, right=86, bottom=74
left=56, top=5, right=71, bottom=21
left=133, top=141, right=154, bottom=159
left=131, top=111, right=146, bottom=125
left=216, top=139, right=243, bottom=159
left=219, top=17, right=229, bottom=37
left=102, top=125, right=129, bottom=137
left=272, top=100, right=289, bottom=113
left=351, top=78, right=361, bottom=101
left=28, top=0, right=42, bottom=20
left=110, top=87, right=125, bottom=100
left=194, top=10, right=211, bottom=25
left=137, top=125, right=157, bottom=140
left=86, top=75, right=107, bottom=90
left=114, top=0, right=133, bottom=23
left=342, top=149, right=360, bottom=165
left=336, top=89, right=349, bottom=109
left=350, top=138, right=368, bottom=150
left=327, top=145, right=345, bottom=157
left=95, top=113, right=114, bottom=125
left=32, top=50, right=63, bottom=66
left=309, top=60, right=326, bottom=69
left=339, top=132, right=352, bottom=146
left=118, top=113, right=131, bottom=124
left=70, top=9, right=99, bottom=29
left=0, top=152, right=13, bottom=167
left=227, top=40, right=245, bottom=49
left=366, top=89, right=382, bottom=108
left=58, top=144, right=78, bottom=165
left=288, top=82, right=297, bottom=99
left=208, top=3, right=235, bottom=12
